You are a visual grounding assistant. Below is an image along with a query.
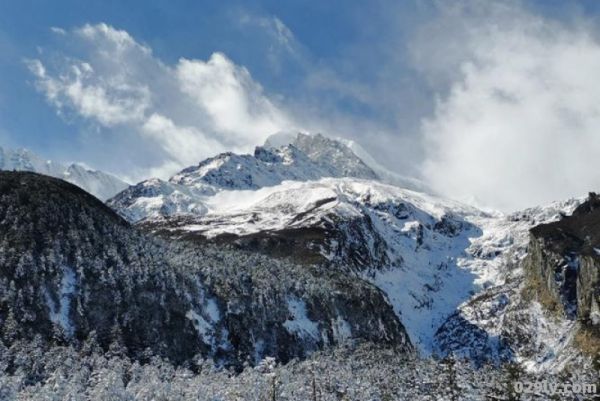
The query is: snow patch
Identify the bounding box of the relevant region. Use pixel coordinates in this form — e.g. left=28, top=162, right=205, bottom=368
left=185, top=283, right=227, bottom=353
left=45, top=266, right=77, bottom=337
left=186, top=310, right=214, bottom=344
left=331, top=317, right=352, bottom=341
left=283, top=298, right=319, bottom=340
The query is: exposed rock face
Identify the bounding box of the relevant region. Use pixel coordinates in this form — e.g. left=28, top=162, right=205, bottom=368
left=265, top=131, right=431, bottom=192
left=291, top=133, right=379, bottom=180
left=526, top=193, right=600, bottom=326
left=0, top=172, right=412, bottom=368
left=578, top=256, right=600, bottom=326
left=166, top=136, right=379, bottom=193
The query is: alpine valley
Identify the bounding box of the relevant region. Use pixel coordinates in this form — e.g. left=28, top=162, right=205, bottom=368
left=0, top=133, right=598, bottom=400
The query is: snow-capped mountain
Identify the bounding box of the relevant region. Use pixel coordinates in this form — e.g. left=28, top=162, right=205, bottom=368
left=0, top=145, right=128, bottom=200
left=129, top=177, right=487, bottom=349
left=1, top=131, right=598, bottom=401
left=108, top=133, right=382, bottom=222
left=107, top=132, right=598, bottom=372
left=116, top=175, right=589, bottom=368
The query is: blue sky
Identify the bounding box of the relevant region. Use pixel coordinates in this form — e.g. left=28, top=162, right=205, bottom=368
left=1, top=0, right=600, bottom=210
left=0, top=1, right=431, bottom=174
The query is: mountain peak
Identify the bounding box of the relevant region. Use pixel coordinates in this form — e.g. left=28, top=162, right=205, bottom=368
left=263, top=131, right=431, bottom=193
left=169, top=135, right=379, bottom=191
left=265, top=131, right=380, bottom=180
left=263, top=130, right=300, bottom=149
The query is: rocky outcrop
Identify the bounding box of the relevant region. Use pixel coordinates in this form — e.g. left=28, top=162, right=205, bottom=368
left=578, top=256, right=600, bottom=326
left=291, top=133, right=379, bottom=180
left=526, top=193, right=600, bottom=326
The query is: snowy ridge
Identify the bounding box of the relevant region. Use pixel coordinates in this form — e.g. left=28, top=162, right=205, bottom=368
left=267, top=131, right=430, bottom=192
left=0, top=145, right=128, bottom=200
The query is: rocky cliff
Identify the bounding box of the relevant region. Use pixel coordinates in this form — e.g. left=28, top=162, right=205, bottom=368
left=526, top=193, right=600, bottom=327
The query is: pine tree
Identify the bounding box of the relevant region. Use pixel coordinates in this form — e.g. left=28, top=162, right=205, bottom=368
left=107, top=324, right=127, bottom=358
left=1, top=309, right=18, bottom=343
left=504, top=362, right=524, bottom=401
left=440, top=354, right=461, bottom=400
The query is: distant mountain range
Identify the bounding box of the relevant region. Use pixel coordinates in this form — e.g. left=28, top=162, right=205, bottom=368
left=0, top=145, right=128, bottom=200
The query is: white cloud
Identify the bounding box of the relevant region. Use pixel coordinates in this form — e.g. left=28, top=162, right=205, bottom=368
left=27, top=23, right=294, bottom=181
left=50, top=27, right=66, bottom=35
left=419, top=2, right=600, bottom=211
left=238, top=14, right=297, bottom=54
left=271, top=17, right=296, bottom=51
left=28, top=58, right=151, bottom=126
left=141, top=113, right=226, bottom=176
left=76, top=23, right=151, bottom=57
left=235, top=13, right=306, bottom=74
left=27, top=10, right=600, bottom=211
left=176, top=53, right=289, bottom=144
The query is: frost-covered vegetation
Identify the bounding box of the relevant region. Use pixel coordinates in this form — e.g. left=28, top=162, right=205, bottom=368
left=0, top=342, right=598, bottom=401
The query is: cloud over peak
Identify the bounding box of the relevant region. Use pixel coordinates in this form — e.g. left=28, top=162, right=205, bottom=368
left=27, top=23, right=294, bottom=181
left=176, top=53, right=288, bottom=144
left=419, top=2, right=600, bottom=211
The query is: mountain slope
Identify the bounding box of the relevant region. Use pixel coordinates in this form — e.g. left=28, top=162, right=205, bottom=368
left=107, top=134, right=502, bottom=353
left=0, top=171, right=411, bottom=367
left=105, top=133, right=600, bottom=372
left=0, top=145, right=128, bottom=200
left=113, top=174, right=490, bottom=352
